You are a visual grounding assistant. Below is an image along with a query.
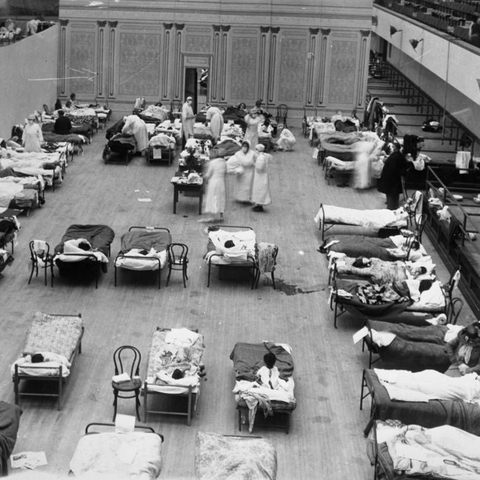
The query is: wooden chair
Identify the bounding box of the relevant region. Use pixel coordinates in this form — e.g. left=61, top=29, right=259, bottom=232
left=112, top=346, right=142, bottom=421
left=28, top=240, right=54, bottom=287
left=276, top=104, right=289, bottom=128
left=170, top=99, right=182, bottom=120
left=166, top=243, right=189, bottom=288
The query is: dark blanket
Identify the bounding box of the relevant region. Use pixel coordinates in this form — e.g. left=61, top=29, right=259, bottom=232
left=0, top=401, right=21, bottom=474
left=42, top=122, right=90, bottom=143
left=120, top=229, right=171, bottom=253
left=230, top=342, right=294, bottom=382
left=0, top=218, right=17, bottom=249
left=368, top=320, right=448, bottom=344
left=372, top=336, right=450, bottom=372
left=365, top=370, right=480, bottom=435
left=108, top=134, right=136, bottom=153
left=336, top=279, right=410, bottom=318
left=209, top=139, right=241, bottom=158
left=325, top=235, right=400, bottom=261
left=55, top=224, right=115, bottom=274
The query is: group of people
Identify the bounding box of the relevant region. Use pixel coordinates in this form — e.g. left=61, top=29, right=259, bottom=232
left=201, top=140, right=272, bottom=223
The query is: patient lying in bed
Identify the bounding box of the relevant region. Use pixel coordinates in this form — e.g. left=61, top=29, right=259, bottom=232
left=56, top=238, right=108, bottom=263
left=375, top=368, right=480, bottom=404
left=11, top=351, right=71, bottom=377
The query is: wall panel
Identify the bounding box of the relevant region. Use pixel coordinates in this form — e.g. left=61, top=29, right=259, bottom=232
left=118, top=31, right=161, bottom=96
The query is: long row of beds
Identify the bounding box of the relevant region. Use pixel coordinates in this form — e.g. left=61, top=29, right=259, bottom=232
left=314, top=197, right=480, bottom=478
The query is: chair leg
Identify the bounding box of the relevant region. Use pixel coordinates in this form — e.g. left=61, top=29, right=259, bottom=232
left=28, top=264, right=35, bottom=285
left=50, top=263, right=54, bottom=288
left=135, top=390, right=141, bottom=421
left=166, top=266, right=171, bottom=287
left=271, top=272, right=276, bottom=290
left=183, top=265, right=187, bottom=288
left=112, top=391, right=117, bottom=422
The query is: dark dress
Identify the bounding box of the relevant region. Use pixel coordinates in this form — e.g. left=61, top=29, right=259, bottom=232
left=54, top=116, right=73, bottom=135
left=377, top=150, right=409, bottom=209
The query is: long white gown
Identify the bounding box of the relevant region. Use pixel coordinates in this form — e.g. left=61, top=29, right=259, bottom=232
left=226, top=149, right=256, bottom=202
left=122, top=115, right=148, bottom=152
left=203, top=157, right=226, bottom=215
left=251, top=152, right=272, bottom=206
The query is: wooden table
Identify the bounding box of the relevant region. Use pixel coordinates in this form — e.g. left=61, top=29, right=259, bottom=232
left=171, top=177, right=203, bottom=214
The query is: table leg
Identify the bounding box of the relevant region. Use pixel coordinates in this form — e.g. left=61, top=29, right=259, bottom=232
left=199, top=191, right=203, bottom=215
left=173, top=186, right=178, bottom=214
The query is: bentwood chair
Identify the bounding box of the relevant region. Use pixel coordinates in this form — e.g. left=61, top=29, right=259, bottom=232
left=166, top=243, right=189, bottom=288
left=112, top=346, right=142, bottom=421
left=28, top=240, right=54, bottom=287
left=170, top=99, right=183, bottom=120
left=276, top=104, right=289, bottom=128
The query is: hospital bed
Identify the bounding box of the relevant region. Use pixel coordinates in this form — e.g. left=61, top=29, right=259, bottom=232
left=204, top=225, right=259, bottom=288
left=69, top=422, right=163, bottom=479
left=367, top=419, right=480, bottom=479
left=315, top=194, right=422, bottom=242
left=230, top=342, right=296, bottom=434
left=114, top=226, right=172, bottom=288
left=195, top=432, right=277, bottom=480
left=143, top=327, right=205, bottom=425
left=360, top=369, right=480, bottom=438
left=12, top=312, right=84, bottom=410
left=54, top=224, right=115, bottom=288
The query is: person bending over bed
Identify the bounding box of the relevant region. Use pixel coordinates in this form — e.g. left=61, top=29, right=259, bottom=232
left=445, top=322, right=480, bottom=377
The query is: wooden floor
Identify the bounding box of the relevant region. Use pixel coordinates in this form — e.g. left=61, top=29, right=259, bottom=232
left=1, top=122, right=476, bottom=480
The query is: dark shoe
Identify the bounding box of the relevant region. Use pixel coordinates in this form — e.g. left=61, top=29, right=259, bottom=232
left=252, top=205, right=264, bottom=212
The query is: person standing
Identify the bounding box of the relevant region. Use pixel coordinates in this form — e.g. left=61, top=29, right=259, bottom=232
left=377, top=141, right=410, bottom=210
left=122, top=114, right=148, bottom=154
left=243, top=107, right=262, bottom=149
left=226, top=140, right=256, bottom=203
left=200, top=150, right=227, bottom=223
left=182, top=96, right=196, bottom=147
left=251, top=144, right=272, bottom=212
left=22, top=114, right=43, bottom=152
left=206, top=106, right=224, bottom=144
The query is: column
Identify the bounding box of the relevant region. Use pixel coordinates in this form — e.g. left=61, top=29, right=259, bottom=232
left=163, top=23, right=173, bottom=101
left=357, top=31, right=371, bottom=109
left=58, top=19, right=69, bottom=96
left=107, top=21, right=118, bottom=98
left=267, top=27, right=280, bottom=105
left=306, top=28, right=319, bottom=106
left=317, top=28, right=331, bottom=107
left=173, top=24, right=185, bottom=100
left=96, top=21, right=107, bottom=98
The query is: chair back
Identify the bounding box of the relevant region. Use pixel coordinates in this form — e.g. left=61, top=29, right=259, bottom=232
left=29, top=239, right=50, bottom=264
left=448, top=297, right=464, bottom=325
left=168, top=243, right=189, bottom=265
left=276, top=104, right=289, bottom=124
left=113, top=346, right=141, bottom=378
left=170, top=99, right=182, bottom=114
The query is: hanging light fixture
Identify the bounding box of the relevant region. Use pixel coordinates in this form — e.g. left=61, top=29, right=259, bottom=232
left=390, top=26, right=402, bottom=36
left=409, top=38, right=424, bottom=51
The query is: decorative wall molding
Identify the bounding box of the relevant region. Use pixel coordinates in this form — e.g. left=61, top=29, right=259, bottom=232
left=163, top=23, right=173, bottom=30
left=260, top=26, right=270, bottom=34
left=328, top=40, right=356, bottom=105
left=175, top=24, right=185, bottom=31
left=108, top=21, right=118, bottom=28
left=213, top=25, right=221, bottom=32
left=230, top=36, right=258, bottom=101
left=271, top=27, right=280, bottom=34
left=279, top=37, right=307, bottom=102
left=60, top=19, right=69, bottom=26
left=360, top=30, right=371, bottom=37
left=97, top=21, right=107, bottom=27
left=357, top=34, right=369, bottom=107
left=221, top=26, right=231, bottom=32
left=320, top=28, right=331, bottom=36
left=309, top=28, right=320, bottom=35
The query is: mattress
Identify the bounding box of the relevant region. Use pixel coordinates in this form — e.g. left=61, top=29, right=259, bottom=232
left=69, top=431, right=163, bottom=479
left=195, top=432, right=277, bottom=480
left=205, top=228, right=256, bottom=265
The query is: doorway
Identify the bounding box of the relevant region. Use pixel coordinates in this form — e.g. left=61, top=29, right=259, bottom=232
left=185, top=67, right=209, bottom=113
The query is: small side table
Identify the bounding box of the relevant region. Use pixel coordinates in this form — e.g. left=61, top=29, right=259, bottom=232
left=171, top=176, right=203, bottom=215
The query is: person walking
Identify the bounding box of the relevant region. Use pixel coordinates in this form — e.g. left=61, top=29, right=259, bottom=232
left=199, top=149, right=227, bottom=223
left=251, top=144, right=272, bottom=212
left=226, top=140, right=256, bottom=203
